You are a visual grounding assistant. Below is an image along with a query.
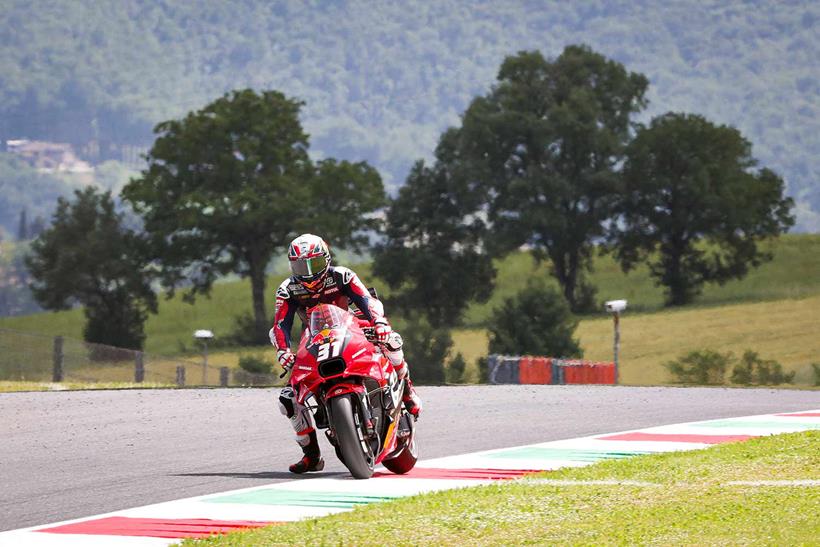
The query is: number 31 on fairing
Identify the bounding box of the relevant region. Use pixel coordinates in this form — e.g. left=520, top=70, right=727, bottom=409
left=317, top=340, right=342, bottom=361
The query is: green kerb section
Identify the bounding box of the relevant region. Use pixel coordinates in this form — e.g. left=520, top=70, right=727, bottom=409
left=694, top=420, right=820, bottom=430
left=203, top=489, right=400, bottom=509
left=484, top=447, right=650, bottom=462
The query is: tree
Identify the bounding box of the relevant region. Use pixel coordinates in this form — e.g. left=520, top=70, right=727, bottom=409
left=446, top=352, right=466, bottom=384
left=123, top=89, right=384, bottom=343
left=455, top=46, right=649, bottom=311
left=730, top=350, right=794, bottom=386
left=664, top=349, right=731, bottom=385
left=28, top=216, right=47, bottom=239
left=399, top=314, right=450, bottom=385
left=25, top=188, right=156, bottom=349
left=487, top=280, right=582, bottom=357
left=611, top=113, right=795, bottom=306
left=17, top=209, right=27, bottom=241
left=373, top=131, right=495, bottom=328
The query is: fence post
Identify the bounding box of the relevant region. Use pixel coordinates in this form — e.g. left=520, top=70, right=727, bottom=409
left=176, top=365, right=186, bottom=387
left=134, top=352, right=144, bottom=383
left=52, top=336, right=64, bottom=382
left=220, top=367, right=229, bottom=387
left=487, top=354, right=498, bottom=384
left=613, top=311, right=620, bottom=384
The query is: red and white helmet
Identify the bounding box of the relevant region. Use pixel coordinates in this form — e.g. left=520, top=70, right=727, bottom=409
left=288, top=234, right=331, bottom=291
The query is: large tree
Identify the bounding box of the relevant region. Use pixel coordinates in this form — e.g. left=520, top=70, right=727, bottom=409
left=123, top=89, right=384, bottom=343
left=25, top=188, right=156, bottom=348
left=456, top=46, right=648, bottom=311
left=612, top=113, right=795, bottom=306
left=373, top=130, right=495, bottom=328
left=487, top=279, right=582, bottom=358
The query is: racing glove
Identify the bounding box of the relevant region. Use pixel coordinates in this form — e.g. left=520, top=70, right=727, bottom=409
left=374, top=320, right=392, bottom=344
left=277, top=348, right=296, bottom=371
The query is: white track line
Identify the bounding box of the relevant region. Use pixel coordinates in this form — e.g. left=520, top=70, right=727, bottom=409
left=521, top=479, right=658, bottom=487
left=726, top=480, right=820, bottom=487
left=521, top=479, right=820, bottom=487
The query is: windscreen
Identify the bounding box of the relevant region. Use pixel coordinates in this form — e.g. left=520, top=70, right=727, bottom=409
left=308, top=305, right=348, bottom=336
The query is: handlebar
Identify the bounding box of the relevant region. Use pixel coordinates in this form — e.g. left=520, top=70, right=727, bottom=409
left=355, top=318, right=380, bottom=343
left=361, top=326, right=378, bottom=344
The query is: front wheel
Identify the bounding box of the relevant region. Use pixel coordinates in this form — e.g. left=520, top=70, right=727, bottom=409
left=329, top=394, right=374, bottom=479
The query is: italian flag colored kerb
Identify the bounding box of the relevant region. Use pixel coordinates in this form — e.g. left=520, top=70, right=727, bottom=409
left=1, top=409, right=818, bottom=546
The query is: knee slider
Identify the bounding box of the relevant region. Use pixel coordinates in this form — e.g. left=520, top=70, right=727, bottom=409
left=278, top=387, right=296, bottom=418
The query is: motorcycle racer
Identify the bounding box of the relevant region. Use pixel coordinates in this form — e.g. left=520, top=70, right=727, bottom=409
left=270, top=233, right=422, bottom=474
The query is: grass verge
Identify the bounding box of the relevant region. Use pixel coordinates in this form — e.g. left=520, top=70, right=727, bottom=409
left=182, top=431, right=819, bottom=546
left=0, top=381, right=174, bottom=392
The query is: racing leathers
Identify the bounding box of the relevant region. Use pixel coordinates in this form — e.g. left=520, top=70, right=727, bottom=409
left=269, top=265, right=420, bottom=473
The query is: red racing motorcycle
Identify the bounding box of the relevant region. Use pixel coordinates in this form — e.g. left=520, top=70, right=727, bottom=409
left=288, top=303, right=418, bottom=479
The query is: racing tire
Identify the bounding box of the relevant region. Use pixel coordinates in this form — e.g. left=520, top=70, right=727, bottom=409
left=382, top=435, right=418, bottom=475
left=329, top=394, right=374, bottom=479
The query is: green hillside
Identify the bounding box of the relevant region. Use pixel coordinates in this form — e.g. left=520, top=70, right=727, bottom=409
left=463, top=233, right=820, bottom=326
left=0, top=153, right=73, bottom=236
left=0, top=152, right=136, bottom=238
left=1, top=1, right=818, bottom=228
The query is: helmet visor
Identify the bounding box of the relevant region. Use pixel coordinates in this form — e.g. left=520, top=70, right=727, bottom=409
left=290, top=255, right=328, bottom=279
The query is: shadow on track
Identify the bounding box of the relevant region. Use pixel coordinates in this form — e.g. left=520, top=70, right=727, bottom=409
left=171, top=471, right=349, bottom=480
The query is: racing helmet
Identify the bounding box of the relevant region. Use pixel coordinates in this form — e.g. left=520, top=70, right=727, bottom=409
left=288, top=234, right=331, bottom=291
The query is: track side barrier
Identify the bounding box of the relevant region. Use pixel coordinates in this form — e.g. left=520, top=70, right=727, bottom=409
left=558, top=360, right=615, bottom=385
left=519, top=356, right=552, bottom=384
left=489, top=354, right=615, bottom=385
left=487, top=355, right=521, bottom=384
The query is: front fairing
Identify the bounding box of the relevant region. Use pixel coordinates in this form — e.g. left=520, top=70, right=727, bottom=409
left=290, top=304, right=391, bottom=402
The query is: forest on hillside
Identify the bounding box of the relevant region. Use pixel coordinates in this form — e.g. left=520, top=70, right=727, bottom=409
left=0, top=0, right=818, bottom=230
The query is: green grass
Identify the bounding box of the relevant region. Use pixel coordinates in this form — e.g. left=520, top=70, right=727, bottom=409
left=2, top=234, right=819, bottom=378
left=180, top=431, right=819, bottom=546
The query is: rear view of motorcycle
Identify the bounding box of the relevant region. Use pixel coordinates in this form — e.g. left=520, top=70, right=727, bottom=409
left=289, top=304, right=418, bottom=479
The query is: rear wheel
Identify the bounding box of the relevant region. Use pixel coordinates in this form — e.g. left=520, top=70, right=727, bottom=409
left=329, top=394, right=374, bottom=479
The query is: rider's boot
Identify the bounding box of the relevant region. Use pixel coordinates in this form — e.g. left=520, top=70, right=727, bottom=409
left=289, top=430, right=325, bottom=474
left=402, top=376, right=422, bottom=418
left=383, top=332, right=422, bottom=418
left=394, top=359, right=422, bottom=418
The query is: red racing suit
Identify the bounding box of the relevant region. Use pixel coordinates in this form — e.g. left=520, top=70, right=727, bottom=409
left=270, top=266, right=385, bottom=353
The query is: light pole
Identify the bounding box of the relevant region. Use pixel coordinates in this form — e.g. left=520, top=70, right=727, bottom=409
left=194, top=329, right=214, bottom=385
left=604, top=300, right=627, bottom=384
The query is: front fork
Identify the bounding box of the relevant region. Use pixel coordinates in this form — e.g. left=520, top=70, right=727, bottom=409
left=320, top=375, right=405, bottom=453
left=320, top=385, right=374, bottom=445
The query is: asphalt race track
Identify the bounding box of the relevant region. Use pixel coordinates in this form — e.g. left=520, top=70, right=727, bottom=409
left=2, top=385, right=818, bottom=531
